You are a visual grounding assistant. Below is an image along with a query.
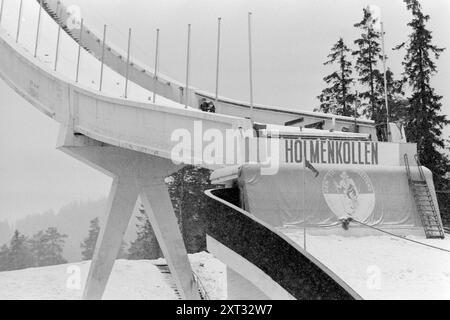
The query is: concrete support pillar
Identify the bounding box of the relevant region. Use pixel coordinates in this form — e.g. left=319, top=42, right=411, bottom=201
left=83, top=177, right=139, bottom=299
left=57, top=128, right=200, bottom=300
left=140, top=182, right=199, bottom=300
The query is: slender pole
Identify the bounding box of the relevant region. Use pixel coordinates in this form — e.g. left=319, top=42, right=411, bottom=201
left=380, top=22, right=390, bottom=141
left=354, top=91, right=359, bottom=133
left=248, top=12, right=254, bottom=120
left=303, top=150, right=306, bottom=251
left=152, top=28, right=160, bottom=103
left=184, top=24, right=191, bottom=109
left=125, top=28, right=132, bottom=99
left=99, top=24, right=107, bottom=91
left=0, top=0, right=4, bottom=26
left=34, top=0, right=43, bottom=57
left=76, top=18, right=84, bottom=83
left=54, top=23, right=61, bottom=71
left=16, top=0, right=23, bottom=43
left=215, top=17, right=222, bottom=104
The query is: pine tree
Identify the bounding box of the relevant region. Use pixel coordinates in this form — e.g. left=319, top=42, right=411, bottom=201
left=80, top=217, right=127, bottom=260
left=373, top=69, right=407, bottom=122
left=7, top=230, right=33, bottom=271
left=81, top=217, right=100, bottom=260
left=128, top=166, right=220, bottom=259
left=395, top=0, right=449, bottom=188
left=373, top=68, right=408, bottom=140
left=0, top=244, right=9, bottom=271
left=317, top=38, right=356, bottom=116
left=128, top=206, right=162, bottom=260
left=353, top=8, right=383, bottom=121
left=29, top=227, right=67, bottom=267
left=168, top=166, right=214, bottom=253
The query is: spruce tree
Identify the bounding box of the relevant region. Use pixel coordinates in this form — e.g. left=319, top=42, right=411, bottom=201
left=80, top=217, right=127, bottom=260
left=30, top=227, right=67, bottom=267
left=168, top=166, right=214, bottom=253
left=373, top=68, right=408, bottom=140
left=0, top=244, right=9, bottom=271
left=81, top=217, right=100, bottom=260
left=128, top=166, right=221, bottom=259
left=395, top=0, right=449, bottom=188
left=353, top=8, right=383, bottom=121
left=7, top=230, right=33, bottom=271
left=128, top=206, right=162, bottom=260
left=373, top=69, right=406, bottom=121
left=317, top=38, right=356, bottom=116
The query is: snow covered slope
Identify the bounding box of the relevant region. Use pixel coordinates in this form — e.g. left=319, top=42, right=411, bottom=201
left=0, top=252, right=226, bottom=300
left=281, top=229, right=450, bottom=300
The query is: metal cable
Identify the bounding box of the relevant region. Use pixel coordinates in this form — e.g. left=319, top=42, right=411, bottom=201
left=350, top=219, right=450, bottom=254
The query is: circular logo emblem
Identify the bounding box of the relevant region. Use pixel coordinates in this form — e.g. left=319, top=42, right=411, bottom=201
left=322, top=168, right=375, bottom=222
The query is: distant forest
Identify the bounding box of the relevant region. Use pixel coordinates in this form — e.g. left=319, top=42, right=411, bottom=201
left=0, top=165, right=216, bottom=271
left=0, top=199, right=139, bottom=263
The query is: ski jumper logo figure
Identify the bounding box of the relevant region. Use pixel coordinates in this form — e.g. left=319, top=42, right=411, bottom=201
left=334, top=171, right=359, bottom=216
left=322, top=168, right=375, bottom=225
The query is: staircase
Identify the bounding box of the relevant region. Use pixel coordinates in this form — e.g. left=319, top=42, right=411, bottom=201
left=40, top=0, right=95, bottom=55
left=154, top=263, right=182, bottom=300
left=153, top=263, right=210, bottom=300
left=404, top=154, right=445, bottom=239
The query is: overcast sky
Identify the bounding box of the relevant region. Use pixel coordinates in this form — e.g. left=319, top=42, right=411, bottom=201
left=0, top=0, right=449, bottom=223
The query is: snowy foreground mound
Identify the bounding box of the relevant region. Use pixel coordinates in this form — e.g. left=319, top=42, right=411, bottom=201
left=1, top=235, right=450, bottom=300
left=0, top=252, right=226, bottom=300
left=281, top=231, right=450, bottom=300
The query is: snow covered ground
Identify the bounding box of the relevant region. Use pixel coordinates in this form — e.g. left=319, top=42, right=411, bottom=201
left=281, top=228, right=450, bottom=300
left=2, top=231, right=448, bottom=300
left=0, top=252, right=226, bottom=300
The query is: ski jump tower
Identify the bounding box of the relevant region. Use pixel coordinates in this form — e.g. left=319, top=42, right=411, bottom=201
left=0, top=0, right=447, bottom=300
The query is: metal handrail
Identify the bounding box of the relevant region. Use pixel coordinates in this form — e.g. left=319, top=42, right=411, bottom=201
left=192, top=271, right=210, bottom=300
left=414, top=154, right=426, bottom=182
left=404, top=154, right=412, bottom=185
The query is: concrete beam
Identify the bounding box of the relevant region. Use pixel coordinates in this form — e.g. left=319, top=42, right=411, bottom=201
left=140, top=182, right=199, bottom=300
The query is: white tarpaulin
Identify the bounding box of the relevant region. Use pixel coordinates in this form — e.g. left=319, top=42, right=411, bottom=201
left=238, top=163, right=432, bottom=229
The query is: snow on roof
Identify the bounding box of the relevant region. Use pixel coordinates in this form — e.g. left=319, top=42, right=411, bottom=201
left=258, top=123, right=371, bottom=140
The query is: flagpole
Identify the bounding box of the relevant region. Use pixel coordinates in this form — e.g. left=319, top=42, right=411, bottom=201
left=125, top=28, right=132, bottom=99
left=34, top=0, right=43, bottom=58
left=99, top=24, right=107, bottom=92
left=54, top=22, right=61, bottom=71
left=380, top=22, right=390, bottom=141
left=354, top=91, right=359, bottom=133
left=152, top=28, right=160, bottom=103
left=185, top=24, right=191, bottom=109
left=16, top=0, right=23, bottom=43
left=215, top=17, right=221, bottom=104
left=0, top=0, right=4, bottom=25
left=303, top=155, right=306, bottom=251
left=75, top=19, right=84, bottom=83
left=248, top=12, right=254, bottom=121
